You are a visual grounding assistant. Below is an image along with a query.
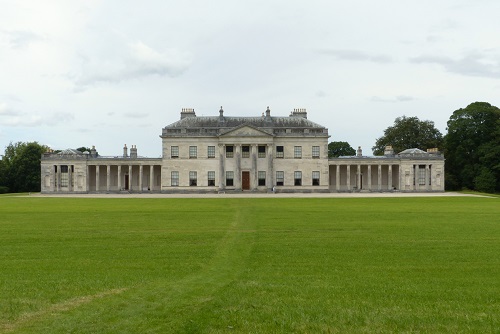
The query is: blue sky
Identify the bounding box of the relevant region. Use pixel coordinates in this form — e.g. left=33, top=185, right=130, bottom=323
left=1, top=0, right=500, bottom=156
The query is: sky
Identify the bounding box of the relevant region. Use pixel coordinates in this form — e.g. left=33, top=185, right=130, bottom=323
left=1, top=0, right=500, bottom=157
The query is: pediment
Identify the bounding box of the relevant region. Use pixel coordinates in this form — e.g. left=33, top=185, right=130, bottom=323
left=219, top=124, right=273, bottom=137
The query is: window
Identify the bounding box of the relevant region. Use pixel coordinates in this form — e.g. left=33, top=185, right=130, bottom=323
left=418, top=165, right=426, bottom=185
left=276, top=146, right=284, bottom=158
left=294, top=146, right=302, bottom=159
left=189, top=171, right=197, bottom=186
left=208, top=171, right=215, bottom=186
left=189, top=146, right=197, bottom=158
left=60, top=165, right=69, bottom=187
left=226, top=171, right=234, bottom=186
left=276, top=171, right=284, bottom=186
left=226, top=145, right=234, bottom=158
left=242, top=145, right=250, bottom=158
left=171, top=171, right=179, bottom=186
left=208, top=146, right=215, bottom=158
left=258, top=171, right=266, bottom=186
left=312, top=171, right=320, bottom=186
left=258, top=145, right=266, bottom=158
left=312, top=146, right=320, bottom=159
left=294, top=171, right=302, bottom=186
left=171, top=146, right=179, bottom=158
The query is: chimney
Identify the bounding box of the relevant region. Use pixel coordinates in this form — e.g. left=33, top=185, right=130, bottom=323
left=180, top=108, right=196, bottom=119
left=290, top=108, right=307, bottom=119
left=130, top=145, right=137, bottom=159
left=265, top=106, right=271, bottom=122
left=123, top=144, right=128, bottom=157
left=357, top=146, right=362, bottom=157
left=384, top=145, right=394, bottom=156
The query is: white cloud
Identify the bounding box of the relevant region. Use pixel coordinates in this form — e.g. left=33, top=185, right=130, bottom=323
left=1, top=30, right=44, bottom=48
left=0, top=103, right=74, bottom=127
left=318, top=49, right=394, bottom=64
left=371, top=96, right=415, bottom=103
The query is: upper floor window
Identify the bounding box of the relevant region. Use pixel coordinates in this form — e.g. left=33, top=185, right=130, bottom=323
left=258, top=145, right=266, bottom=158
left=312, top=146, right=320, bottom=159
left=189, top=146, right=197, bottom=159
left=294, top=146, right=302, bottom=159
left=171, top=146, right=179, bottom=158
left=242, top=145, right=250, bottom=158
left=226, top=145, right=234, bottom=158
left=276, top=146, right=284, bottom=158
left=208, top=146, right=215, bottom=158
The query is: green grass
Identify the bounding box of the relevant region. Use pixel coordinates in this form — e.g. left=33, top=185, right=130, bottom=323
left=0, top=197, right=499, bottom=333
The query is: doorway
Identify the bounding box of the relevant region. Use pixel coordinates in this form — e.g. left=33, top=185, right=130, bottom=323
left=124, top=175, right=129, bottom=190
left=242, top=171, right=250, bottom=190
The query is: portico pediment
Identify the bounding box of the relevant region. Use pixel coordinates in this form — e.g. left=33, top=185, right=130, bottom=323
left=219, top=124, right=273, bottom=137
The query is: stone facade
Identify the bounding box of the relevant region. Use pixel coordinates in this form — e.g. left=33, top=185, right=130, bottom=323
left=40, top=107, right=445, bottom=193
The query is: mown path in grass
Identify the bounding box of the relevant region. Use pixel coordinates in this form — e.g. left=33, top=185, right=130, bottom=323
left=0, top=196, right=499, bottom=333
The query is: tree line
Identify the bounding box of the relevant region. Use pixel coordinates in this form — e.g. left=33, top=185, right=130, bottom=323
left=1, top=102, right=499, bottom=193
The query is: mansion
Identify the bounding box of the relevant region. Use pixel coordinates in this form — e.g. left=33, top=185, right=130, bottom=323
left=40, top=107, right=445, bottom=194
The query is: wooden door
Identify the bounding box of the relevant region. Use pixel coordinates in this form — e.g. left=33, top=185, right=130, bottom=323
left=242, top=171, right=250, bottom=190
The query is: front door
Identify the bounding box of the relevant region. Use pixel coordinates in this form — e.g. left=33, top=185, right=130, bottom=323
left=124, top=175, right=129, bottom=190
left=242, top=171, right=250, bottom=190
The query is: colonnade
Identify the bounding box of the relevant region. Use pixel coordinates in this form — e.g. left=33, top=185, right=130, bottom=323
left=86, top=164, right=161, bottom=192
left=330, top=163, right=400, bottom=191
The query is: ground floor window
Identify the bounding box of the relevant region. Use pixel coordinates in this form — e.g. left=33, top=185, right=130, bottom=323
left=60, top=165, right=69, bottom=187
left=171, top=171, right=179, bottom=186
left=418, top=165, right=426, bottom=185
left=312, top=171, right=320, bottom=186
left=294, top=171, right=302, bottom=186
left=189, top=171, right=197, bottom=186
left=208, top=171, right=215, bottom=186
left=276, top=171, right=284, bottom=186
left=258, top=171, right=266, bottom=186
left=226, top=171, right=234, bottom=186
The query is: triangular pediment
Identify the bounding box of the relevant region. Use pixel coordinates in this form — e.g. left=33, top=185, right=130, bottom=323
left=219, top=124, right=273, bottom=137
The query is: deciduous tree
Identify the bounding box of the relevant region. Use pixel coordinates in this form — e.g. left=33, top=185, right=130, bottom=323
left=328, top=141, right=356, bottom=158
left=372, top=116, right=443, bottom=155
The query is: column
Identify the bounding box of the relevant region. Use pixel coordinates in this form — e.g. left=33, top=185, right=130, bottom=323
left=346, top=165, right=351, bottom=191
left=367, top=165, right=372, bottom=191
left=410, top=165, right=415, bottom=191
left=388, top=164, right=393, bottom=191
left=335, top=165, right=340, bottom=191
left=106, top=165, right=111, bottom=192
left=426, top=164, right=430, bottom=191
left=50, top=165, right=56, bottom=192
left=118, top=165, right=122, bottom=190
left=235, top=144, right=241, bottom=190
left=251, top=144, right=257, bottom=190
left=129, top=165, right=133, bottom=192
left=267, top=144, right=273, bottom=190
left=95, top=165, right=100, bottom=192
left=219, top=144, right=225, bottom=190
left=150, top=165, right=154, bottom=192
left=377, top=164, right=382, bottom=191
left=356, top=165, right=361, bottom=190
left=139, top=165, right=144, bottom=192
left=86, top=165, right=90, bottom=192
left=56, top=165, right=61, bottom=192
left=68, top=165, right=73, bottom=192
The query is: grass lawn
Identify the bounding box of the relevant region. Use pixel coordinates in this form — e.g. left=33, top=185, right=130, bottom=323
left=0, top=196, right=499, bottom=333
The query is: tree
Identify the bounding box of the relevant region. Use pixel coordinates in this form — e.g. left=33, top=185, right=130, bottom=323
left=1, top=142, right=49, bottom=193
left=372, top=116, right=443, bottom=155
left=444, top=102, right=500, bottom=192
left=328, top=141, right=355, bottom=157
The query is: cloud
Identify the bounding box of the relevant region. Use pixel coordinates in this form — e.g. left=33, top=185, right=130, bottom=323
left=410, top=53, right=500, bottom=79
left=0, top=104, right=74, bottom=126
left=124, top=112, right=149, bottom=118
left=2, top=30, right=44, bottom=48
left=73, top=41, right=193, bottom=90
left=318, top=49, right=393, bottom=64
left=371, top=95, right=415, bottom=103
